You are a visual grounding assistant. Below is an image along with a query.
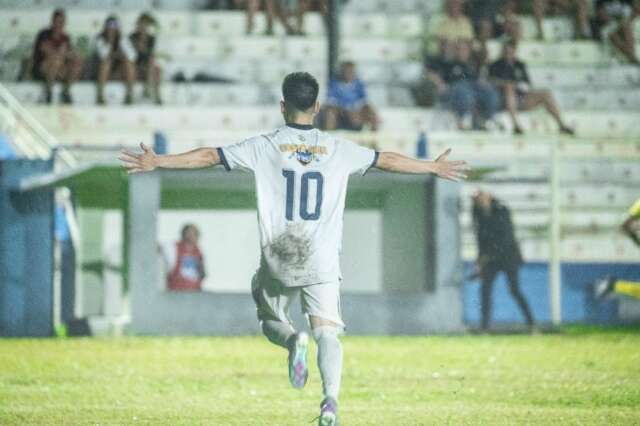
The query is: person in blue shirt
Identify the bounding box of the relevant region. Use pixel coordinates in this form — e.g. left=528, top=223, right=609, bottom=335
left=323, top=61, right=379, bottom=131
left=0, top=133, right=16, bottom=159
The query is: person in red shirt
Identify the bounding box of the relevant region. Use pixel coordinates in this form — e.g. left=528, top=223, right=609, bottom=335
left=167, top=224, right=206, bottom=291
left=32, top=9, right=83, bottom=104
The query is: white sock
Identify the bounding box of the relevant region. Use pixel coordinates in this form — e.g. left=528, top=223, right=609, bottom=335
left=312, top=325, right=343, bottom=401
left=261, top=319, right=295, bottom=349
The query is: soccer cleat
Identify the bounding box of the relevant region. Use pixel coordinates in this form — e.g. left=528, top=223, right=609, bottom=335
left=594, top=276, right=616, bottom=300
left=288, top=331, right=308, bottom=389
left=319, top=397, right=338, bottom=426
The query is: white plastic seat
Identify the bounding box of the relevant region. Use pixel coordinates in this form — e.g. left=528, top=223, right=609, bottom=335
left=519, top=16, right=574, bottom=41
left=387, top=14, right=424, bottom=39
left=487, top=41, right=607, bottom=65
left=223, top=37, right=282, bottom=60
left=158, top=36, right=223, bottom=58
left=195, top=11, right=245, bottom=37
left=341, top=14, right=388, bottom=38
left=364, top=85, right=388, bottom=107
left=341, top=39, right=416, bottom=62
left=0, top=10, right=53, bottom=36
left=387, top=86, right=414, bottom=107
left=283, top=38, right=327, bottom=61
left=390, top=61, right=423, bottom=84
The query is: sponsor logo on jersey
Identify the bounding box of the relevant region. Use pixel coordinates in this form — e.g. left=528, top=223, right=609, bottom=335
left=279, top=143, right=328, bottom=165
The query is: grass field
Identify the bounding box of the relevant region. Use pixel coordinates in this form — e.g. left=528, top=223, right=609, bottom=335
left=1, top=327, right=639, bottom=425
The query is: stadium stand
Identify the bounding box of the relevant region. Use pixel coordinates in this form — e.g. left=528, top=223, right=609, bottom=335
left=1, top=0, right=639, bottom=271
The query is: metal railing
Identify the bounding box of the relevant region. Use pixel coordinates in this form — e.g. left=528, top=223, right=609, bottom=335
left=0, top=82, right=76, bottom=169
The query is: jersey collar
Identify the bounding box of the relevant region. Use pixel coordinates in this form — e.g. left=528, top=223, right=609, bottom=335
left=286, top=123, right=314, bottom=130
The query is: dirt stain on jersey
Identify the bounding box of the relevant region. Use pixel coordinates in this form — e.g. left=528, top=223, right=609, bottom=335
left=268, top=224, right=312, bottom=269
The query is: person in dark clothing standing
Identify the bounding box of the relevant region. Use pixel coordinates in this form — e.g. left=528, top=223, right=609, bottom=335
left=472, top=190, right=535, bottom=332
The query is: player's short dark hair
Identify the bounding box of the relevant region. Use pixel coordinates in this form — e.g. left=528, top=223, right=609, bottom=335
left=282, top=72, right=319, bottom=113
left=53, top=8, right=65, bottom=19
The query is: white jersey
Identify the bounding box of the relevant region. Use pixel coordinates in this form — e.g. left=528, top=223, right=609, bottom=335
left=218, top=124, right=378, bottom=287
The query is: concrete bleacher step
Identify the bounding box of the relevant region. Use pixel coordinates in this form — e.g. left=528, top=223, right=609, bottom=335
left=528, top=65, right=640, bottom=88
left=487, top=40, right=608, bottom=65
left=462, top=233, right=638, bottom=263
left=24, top=105, right=640, bottom=142
left=460, top=210, right=628, bottom=232
left=460, top=182, right=639, bottom=207
left=0, top=0, right=203, bottom=9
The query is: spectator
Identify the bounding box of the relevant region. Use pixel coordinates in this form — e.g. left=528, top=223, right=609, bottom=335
left=93, top=16, right=136, bottom=105
left=472, top=190, right=536, bottom=332
left=435, top=0, right=475, bottom=44
left=592, top=0, right=640, bottom=64
left=164, top=224, right=206, bottom=291
left=323, top=61, right=378, bottom=131
left=532, top=0, right=590, bottom=40
left=415, top=40, right=456, bottom=109
left=129, top=13, right=162, bottom=105
left=236, top=0, right=296, bottom=35
left=425, top=41, right=499, bottom=130
left=471, top=1, right=522, bottom=70
left=467, top=0, right=503, bottom=39
left=489, top=41, right=574, bottom=135
left=290, top=0, right=313, bottom=35
left=32, top=8, right=83, bottom=104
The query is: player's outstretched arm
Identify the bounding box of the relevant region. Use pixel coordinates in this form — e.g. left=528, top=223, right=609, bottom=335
left=119, top=143, right=220, bottom=174
left=375, top=148, right=470, bottom=182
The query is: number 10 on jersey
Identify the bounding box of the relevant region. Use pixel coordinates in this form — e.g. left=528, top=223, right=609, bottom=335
left=282, top=170, right=324, bottom=221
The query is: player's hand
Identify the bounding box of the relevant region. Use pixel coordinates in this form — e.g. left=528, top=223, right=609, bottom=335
left=432, top=148, right=470, bottom=182
left=119, top=143, right=157, bottom=174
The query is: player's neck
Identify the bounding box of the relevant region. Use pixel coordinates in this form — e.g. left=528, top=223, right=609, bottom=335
left=283, top=109, right=315, bottom=128
left=286, top=115, right=315, bottom=130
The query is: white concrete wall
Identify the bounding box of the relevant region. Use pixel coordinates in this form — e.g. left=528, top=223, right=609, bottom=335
left=103, top=209, right=384, bottom=294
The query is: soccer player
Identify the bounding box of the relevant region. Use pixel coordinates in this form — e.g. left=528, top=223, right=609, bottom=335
left=594, top=197, right=640, bottom=300
left=119, top=72, right=469, bottom=426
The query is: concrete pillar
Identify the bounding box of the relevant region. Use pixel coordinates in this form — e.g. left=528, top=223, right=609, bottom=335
left=128, top=172, right=160, bottom=332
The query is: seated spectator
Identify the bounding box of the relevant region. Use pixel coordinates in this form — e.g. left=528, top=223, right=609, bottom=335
left=164, top=224, right=206, bottom=291
left=467, top=0, right=503, bottom=39
left=323, top=61, right=378, bottom=131
left=235, top=0, right=296, bottom=35
left=435, top=0, right=475, bottom=44
left=424, top=40, right=499, bottom=130
left=129, top=13, right=162, bottom=105
left=471, top=1, right=522, bottom=76
left=92, top=16, right=136, bottom=105
left=532, top=0, right=590, bottom=40
left=495, top=0, right=523, bottom=42
left=592, top=0, right=640, bottom=64
left=32, top=8, right=83, bottom=104
left=290, top=0, right=313, bottom=35
left=489, top=40, right=574, bottom=135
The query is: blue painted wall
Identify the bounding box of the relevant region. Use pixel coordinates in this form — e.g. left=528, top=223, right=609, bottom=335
left=463, top=261, right=640, bottom=326
left=0, top=159, right=54, bottom=337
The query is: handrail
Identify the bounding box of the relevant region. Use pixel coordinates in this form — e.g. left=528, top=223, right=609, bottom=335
left=0, top=82, right=76, bottom=169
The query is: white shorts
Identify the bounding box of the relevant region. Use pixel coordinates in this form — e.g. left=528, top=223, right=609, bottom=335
left=251, top=273, right=345, bottom=329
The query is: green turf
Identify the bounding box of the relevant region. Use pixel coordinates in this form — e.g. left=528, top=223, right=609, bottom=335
left=1, top=328, right=639, bottom=425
